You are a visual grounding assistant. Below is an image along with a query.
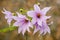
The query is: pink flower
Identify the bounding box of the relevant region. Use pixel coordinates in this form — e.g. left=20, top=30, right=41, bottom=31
left=27, top=4, right=51, bottom=35
left=27, top=4, right=51, bottom=26
left=13, top=12, right=33, bottom=35
left=33, top=22, right=50, bottom=35
left=2, top=8, right=13, bottom=25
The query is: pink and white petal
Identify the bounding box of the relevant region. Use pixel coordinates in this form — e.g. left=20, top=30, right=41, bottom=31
left=41, top=7, right=51, bottom=15
left=46, top=26, right=50, bottom=34
left=2, top=11, right=7, bottom=14
left=40, top=26, right=44, bottom=34
left=13, top=22, right=19, bottom=26
left=33, top=28, right=39, bottom=34
left=12, top=16, right=24, bottom=21
left=27, top=11, right=35, bottom=17
left=12, top=16, right=20, bottom=20
left=16, top=12, right=26, bottom=18
left=5, top=15, right=8, bottom=19
left=34, top=4, right=41, bottom=12
left=12, top=16, right=18, bottom=20
left=18, top=27, right=22, bottom=33
left=48, top=21, right=53, bottom=25
left=20, top=23, right=27, bottom=35
left=27, top=27, right=30, bottom=32
left=2, top=8, right=12, bottom=15
left=13, top=21, right=24, bottom=26
left=37, top=19, right=42, bottom=26
left=44, top=22, right=50, bottom=34
left=45, top=16, right=51, bottom=19
left=16, top=12, right=21, bottom=17
left=22, top=27, right=26, bottom=35
left=43, top=30, right=47, bottom=35
left=40, top=30, right=44, bottom=35
left=3, top=8, right=6, bottom=11
left=7, top=18, right=12, bottom=25
left=31, top=18, right=36, bottom=24
left=2, top=8, right=8, bottom=14
left=28, top=22, right=33, bottom=28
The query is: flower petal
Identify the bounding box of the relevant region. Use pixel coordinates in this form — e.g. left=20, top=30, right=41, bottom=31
left=34, top=4, right=41, bottom=12
left=13, top=22, right=20, bottom=26
left=45, top=16, right=51, bottom=19
left=33, top=28, right=39, bottom=34
left=46, top=26, right=50, bottom=34
left=31, top=18, right=36, bottom=24
left=18, top=27, right=22, bottom=33
left=28, top=22, right=33, bottom=28
left=43, top=22, right=50, bottom=35
left=27, top=27, right=30, bottom=32
left=7, top=18, right=12, bottom=25
left=41, top=7, right=51, bottom=15
left=2, top=8, right=12, bottom=15
left=16, top=12, right=26, bottom=18
left=13, top=20, right=24, bottom=27
left=12, top=16, right=24, bottom=22
left=40, top=29, right=44, bottom=34
left=27, top=11, right=35, bottom=17
left=22, top=26, right=26, bottom=35
left=12, top=16, right=18, bottom=20
left=37, top=19, right=42, bottom=26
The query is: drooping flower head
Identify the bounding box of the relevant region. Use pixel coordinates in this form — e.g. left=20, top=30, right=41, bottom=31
left=13, top=12, right=33, bottom=35
left=27, top=4, right=51, bottom=26
left=2, top=8, right=13, bottom=25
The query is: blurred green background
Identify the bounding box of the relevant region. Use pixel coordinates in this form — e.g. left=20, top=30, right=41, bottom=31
left=0, top=0, right=60, bottom=40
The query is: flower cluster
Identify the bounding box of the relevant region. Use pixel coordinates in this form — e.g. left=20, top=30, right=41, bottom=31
left=2, top=4, right=51, bottom=35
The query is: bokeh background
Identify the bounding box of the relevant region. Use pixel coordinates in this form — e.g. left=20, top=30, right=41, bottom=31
left=0, top=0, right=60, bottom=40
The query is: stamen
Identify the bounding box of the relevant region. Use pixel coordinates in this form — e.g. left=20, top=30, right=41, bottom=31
left=37, top=13, right=41, bottom=18
left=25, top=19, right=28, bottom=23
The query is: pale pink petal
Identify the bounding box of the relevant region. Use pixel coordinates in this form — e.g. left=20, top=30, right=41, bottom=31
left=34, top=4, right=41, bottom=12
left=12, top=16, right=25, bottom=24
left=43, top=22, right=50, bottom=35
left=43, top=30, right=47, bottom=35
left=33, top=28, right=39, bottom=34
left=41, top=7, right=51, bottom=15
left=2, top=8, right=12, bottom=15
left=32, top=19, right=36, bottom=25
left=18, top=27, right=22, bottom=33
left=13, top=20, right=24, bottom=27
left=40, top=29, right=44, bottom=34
left=27, top=27, right=30, bottom=32
left=45, top=16, right=51, bottom=19
left=13, top=22, right=20, bottom=26
left=5, top=15, right=8, bottom=19
left=12, top=16, right=18, bottom=20
left=46, top=26, right=50, bottom=34
left=28, top=22, right=33, bottom=28
left=37, top=19, right=42, bottom=26
left=27, top=11, right=35, bottom=17
left=12, top=16, right=22, bottom=21
left=22, top=27, right=26, bottom=35
left=16, top=12, right=26, bottom=18
left=7, top=18, right=12, bottom=25
left=48, top=21, right=53, bottom=25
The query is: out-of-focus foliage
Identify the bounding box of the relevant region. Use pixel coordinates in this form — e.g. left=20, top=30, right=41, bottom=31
left=0, top=0, right=60, bottom=40
left=0, top=26, right=17, bottom=32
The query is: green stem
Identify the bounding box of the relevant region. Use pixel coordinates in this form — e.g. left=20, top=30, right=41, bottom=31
left=25, top=32, right=28, bottom=40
